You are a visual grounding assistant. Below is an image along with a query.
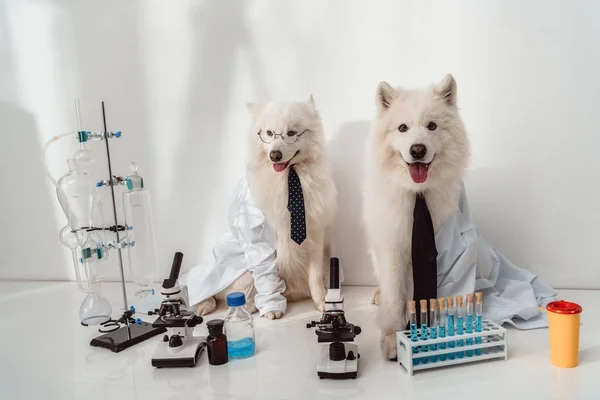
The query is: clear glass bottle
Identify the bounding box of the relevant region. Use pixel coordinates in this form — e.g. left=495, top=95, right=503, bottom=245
left=123, top=162, right=158, bottom=294
left=224, top=292, right=256, bottom=359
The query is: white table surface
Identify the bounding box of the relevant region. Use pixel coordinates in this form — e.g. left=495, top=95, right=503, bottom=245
left=0, top=282, right=598, bottom=400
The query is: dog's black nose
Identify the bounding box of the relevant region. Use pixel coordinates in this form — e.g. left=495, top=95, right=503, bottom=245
left=269, top=150, right=283, bottom=162
left=410, top=144, right=427, bottom=160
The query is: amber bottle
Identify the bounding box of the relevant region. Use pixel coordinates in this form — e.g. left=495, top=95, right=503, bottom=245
left=206, top=319, right=228, bottom=365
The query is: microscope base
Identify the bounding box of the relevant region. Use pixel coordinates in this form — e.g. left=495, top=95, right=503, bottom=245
left=90, top=322, right=166, bottom=353
left=316, top=342, right=359, bottom=380
left=151, top=336, right=206, bottom=368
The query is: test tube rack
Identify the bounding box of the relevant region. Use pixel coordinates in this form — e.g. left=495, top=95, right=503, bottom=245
left=396, top=319, right=507, bottom=376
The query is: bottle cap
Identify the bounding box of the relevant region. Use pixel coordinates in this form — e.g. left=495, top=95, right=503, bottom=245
left=466, top=293, right=473, bottom=304
left=546, top=300, right=582, bottom=315
left=420, top=299, right=428, bottom=311
left=430, top=298, right=438, bottom=310
left=475, top=292, right=483, bottom=304
left=457, top=295, right=464, bottom=307
left=447, top=296, right=454, bottom=308
left=226, top=292, right=246, bottom=307
left=408, top=300, right=416, bottom=313
left=207, top=319, right=225, bottom=336
left=438, top=298, right=446, bottom=310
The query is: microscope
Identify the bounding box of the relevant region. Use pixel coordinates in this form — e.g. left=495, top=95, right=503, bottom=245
left=307, top=258, right=362, bottom=379
left=151, top=252, right=205, bottom=368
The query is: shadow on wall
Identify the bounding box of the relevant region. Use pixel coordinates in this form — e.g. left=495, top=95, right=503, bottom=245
left=0, top=102, right=63, bottom=279
left=166, top=1, right=251, bottom=272
left=328, top=120, right=376, bottom=286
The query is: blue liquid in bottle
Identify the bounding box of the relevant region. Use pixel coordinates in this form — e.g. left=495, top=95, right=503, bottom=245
left=228, top=337, right=256, bottom=359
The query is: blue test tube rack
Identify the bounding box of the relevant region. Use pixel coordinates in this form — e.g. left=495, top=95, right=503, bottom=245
left=395, top=319, right=508, bottom=376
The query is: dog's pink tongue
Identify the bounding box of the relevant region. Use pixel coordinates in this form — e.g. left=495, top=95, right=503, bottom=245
left=273, top=163, right=287, bottom=172
left=409, top=163, right=428, bottom=183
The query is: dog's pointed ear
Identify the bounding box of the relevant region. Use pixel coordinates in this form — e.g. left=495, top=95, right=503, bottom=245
left=246, top=102, right=263, bottom=117
left=307, top=94, right=316, bottom=111
left=376, top=81, right=397, bottom=114
left=434, top=73, right=457, bottom=106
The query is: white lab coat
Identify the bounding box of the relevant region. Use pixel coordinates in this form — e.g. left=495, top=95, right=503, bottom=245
left=436, top=183, right=556, bottom=329
left=183, top=177, right=556, bottom=328
left=183, top=175, right=287, bottom=316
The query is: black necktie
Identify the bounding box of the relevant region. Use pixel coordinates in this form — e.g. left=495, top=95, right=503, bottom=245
left=287, top=165, right=306, bottom=245
left=410, top=194, right=438, bottom=327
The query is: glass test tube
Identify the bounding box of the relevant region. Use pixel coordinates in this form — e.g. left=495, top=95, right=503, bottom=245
left=446, top=296, right=456, bottom=360
left=438, top=297, right=447, bottom=361
left=466, top=293, right=474, bottom=357
left=408, top=300, right=419, bottom=365
left=420, top=299, right=429, bottom=364
left=475, top=292, right=483, bottom=355
left=456, top=295, right=465, bottom=358
left=428, top=299, right=438, bottom=362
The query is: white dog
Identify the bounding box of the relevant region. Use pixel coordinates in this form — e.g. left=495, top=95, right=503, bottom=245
left=195, top=97, right=337, bottom=319
left=363, top=74, right=470, bottom=358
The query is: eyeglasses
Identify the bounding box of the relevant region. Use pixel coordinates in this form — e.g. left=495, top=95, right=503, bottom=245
left=257, top=129, right=307, bottom=144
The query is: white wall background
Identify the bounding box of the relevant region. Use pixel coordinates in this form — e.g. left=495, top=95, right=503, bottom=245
left=1, top=0, right=599, bottom=289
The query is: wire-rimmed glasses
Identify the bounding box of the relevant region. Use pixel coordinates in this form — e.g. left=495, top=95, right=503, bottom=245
left=257, top=129, right=307, bottom=144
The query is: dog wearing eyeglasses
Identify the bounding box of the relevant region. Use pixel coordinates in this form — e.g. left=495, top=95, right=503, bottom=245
left=194, top=96, right=337, bottom=319
left=363, top=74, right=470, bottom=359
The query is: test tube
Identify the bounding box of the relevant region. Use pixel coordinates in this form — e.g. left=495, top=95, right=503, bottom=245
left=408, top=300, right=420, bottom=365
left=475, top=292, right=483, bottom=355
left=446, top=296, right=456, bottom=360
left=438, top=297, right=447, bottom=361
left=428, top=299, right=438, bottom=362
left=456, top=295, right=465, bottom=358
left=420, top=299, right=429, bottom=364
left=466, top=293, right=474, bottom=357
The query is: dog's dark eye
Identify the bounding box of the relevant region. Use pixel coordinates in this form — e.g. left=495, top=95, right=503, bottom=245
left=266, top=130, right=274, bottom=137
left=427, top=122, right=437, bottom=131
left=398, top=124, right=409, bottom=132
left=286, top=131, right=297, bottom=137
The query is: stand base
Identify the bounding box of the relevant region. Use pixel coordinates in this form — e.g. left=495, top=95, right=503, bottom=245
left=90, top=322, right=166, bottom=353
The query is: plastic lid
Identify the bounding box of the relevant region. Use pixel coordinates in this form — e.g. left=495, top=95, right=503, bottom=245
left=206, top=319, right=225, bottom=336
left=226, top=292, right=246, bottom=307
left=546, top=300, right=582, bottom=315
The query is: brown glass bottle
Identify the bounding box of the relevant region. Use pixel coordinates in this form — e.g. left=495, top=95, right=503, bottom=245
left=206, top=319, right=228, bottom=365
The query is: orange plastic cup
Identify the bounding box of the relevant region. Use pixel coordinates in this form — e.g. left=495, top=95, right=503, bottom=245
left=546, top=300, right=583, bottom=368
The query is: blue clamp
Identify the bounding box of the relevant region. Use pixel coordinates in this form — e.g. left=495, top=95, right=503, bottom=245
left=96, top=181, right=103, bottom=187
left=151, top=288, right=155, bottom=295
left=114, top=131, right=121, bottom=138
left=130, top=306, right=136, bottom=313
left=135, top=318, right=142, bottom=325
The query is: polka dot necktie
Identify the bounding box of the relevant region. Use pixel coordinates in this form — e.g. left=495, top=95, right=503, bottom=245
left=287, top=165, right=306, bottom=245
left=409, top=193, right=438, bottom=328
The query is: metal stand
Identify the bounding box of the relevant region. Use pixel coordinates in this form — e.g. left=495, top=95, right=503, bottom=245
left=89, top=101, right=165, bottom=353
